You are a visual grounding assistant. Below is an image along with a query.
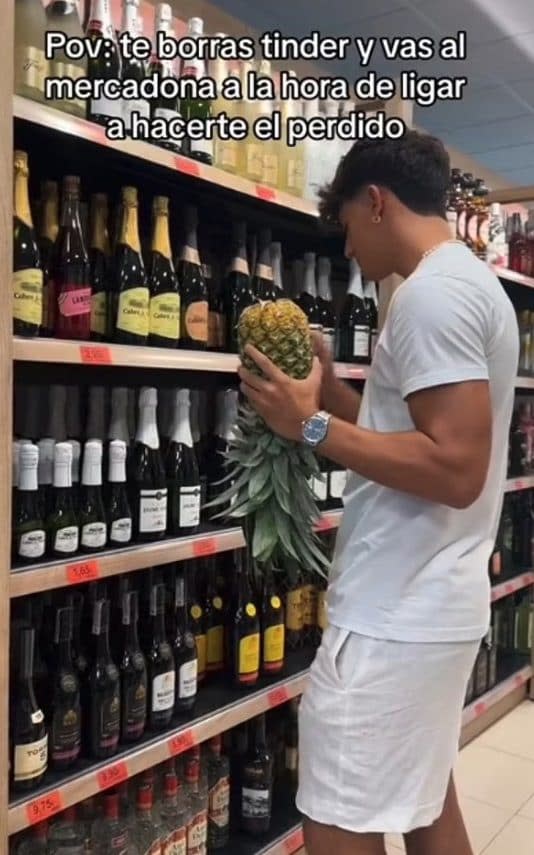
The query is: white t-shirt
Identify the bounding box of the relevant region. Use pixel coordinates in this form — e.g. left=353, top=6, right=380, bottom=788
left=328, top=242, right=520, bottom=643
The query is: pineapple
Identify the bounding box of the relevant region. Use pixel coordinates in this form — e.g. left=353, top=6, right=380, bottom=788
left=207, top=300, right=329, bottom=578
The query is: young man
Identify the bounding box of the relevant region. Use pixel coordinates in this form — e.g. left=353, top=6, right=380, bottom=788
left=237, top=131, right=519, bottom=855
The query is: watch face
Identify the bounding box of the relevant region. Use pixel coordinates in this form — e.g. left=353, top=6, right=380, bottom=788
left=303, top=415, right=327, bottom=445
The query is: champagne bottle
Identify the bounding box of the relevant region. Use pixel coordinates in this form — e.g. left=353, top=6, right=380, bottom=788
left=166, top=389, right=201, bottom=536
left=50, top=606, right=81, bottom=770
left=148, top=195, right=180, bottom=348
left=45, top=384, right=68, bottom=442
left=120, top=0, right=149, bottom=133
left=47, top=442, right=79, bottom=558
left=232, top=551, right=260, bottom=688
left=54, top=175, right=91, bottom=340
left=45, top=0, right=86, bottom=117
left=108, top=387, right=130, bottom=446
left=210, top=40, right=238, bottom=173
left=37, top=438, right=55, bottom=522
left=13, top=443, right=46, bottom=564
left=146, top=583, right=175, bottom=729
left=89, top=193, right=111, bottom=342
left=261, top=567, right=285, bottom=676
left=364, top=280, right=379, bottom=358
left=108, top=440, right=133, bottom=546
left=120, top=590, right=147, bottom=742
left=271, top=242, right=285, bottom=296
left=89, top=599, right=121, bottom=758
left=86, top=0, right=122, bottom=125
left=297, top=252, right=322, bottom=332
left=37, top=180, right=59, bottom=337
left=15, top=0, right=48, bottom=103
left=11, top=628, right=48, bottom=791
left=188, top=565, right=207, bottom=684
left=173, top=566, right=198, bottom=713
left=68, top=439, right=82, bottom=513
left=252, top=229, right=276, bottom=301
left=337, top=260, right=370, bottom=364
left=317, top=257, right=336, bottom=356
left=223, top=221, right=254, bottom=353
left=149, top=3, right=182, bottom=154
left=207, top=389, right=239, bottom=512
left=206, top=261, right=225, bottom=352
left=181, top=17, right=214, bottom=165
left=86, top=386, right=106, bottom=441
left=131, top=387, right=168, bottom=542
left=113, top=186, right=149, bottom=344
left=177, top=206, right=208, bottom=350
left=79, top=440, right=107, bottom=553
left=205, top=559, right=225, bottom=676
left=13, top=151, right=43, bottom=337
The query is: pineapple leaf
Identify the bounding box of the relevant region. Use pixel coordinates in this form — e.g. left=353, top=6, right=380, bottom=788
left=252, top=507, right=278, bottom=562
left=272, top=476, right=292, bottom=514
left=272, top=504, right=301, bottom=562
left=248, top=462, right=272, bottom=498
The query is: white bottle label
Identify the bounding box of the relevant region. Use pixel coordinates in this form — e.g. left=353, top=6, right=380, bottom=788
left=14, top=734, right=48, bottom=782
left=123, top=98, right=150, bottom=131
left=242, top=787, right=270, bottom=819
left=162, top=830, right=186, bottom=855
left=330, top=470, right=348, bottom=499
left=179, top=659, right=198, bottom=699
left=353, top=327, right=370, bottom=358
left=18, top=530, right=46, bottom=559
left=179, top=486, right=201, bottom=528
left=151, top=670, right=175, bottom=712
left=308, top=476, right=327, bottom=502
left=110, top=517, right=132, bottom=543
left=54, top=525, right=79, bottom=554
left=190, top=136, right=213, bottom=158
left=154, top=107, right=182, bottom=150
left=139, top=488, right=167, bottom=533
left=81, top=521, right=107, bottom=549
left=91, top=96, right=122, bottom=120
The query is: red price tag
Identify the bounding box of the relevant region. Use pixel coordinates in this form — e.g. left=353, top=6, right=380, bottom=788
left=315, top=516, right=333, bottom=532
left=516, top=480, right=525, bottom=490
left=97, top=761, right=129, bottom=791
left=284, top=828, right=304, bottom=853
left=505, top=583, right=514, bottom=594
left=80, top=345, right=112, bottom=365
left=26, top=791, right=63, bottom=825
left=175, top=156, right=201, bottom=177
left=256, top=184, right=276, bottom=202
left=168, top=729, right=195, bottom=757
left=66, top=559, right=101, bottom=585
left=192, top=537, right=217, bottom=558
left=474, top=701, right=486, bottom=717
left=515, top=674, right=525, bottom=688
left=268, top=686, right=290, bottom=708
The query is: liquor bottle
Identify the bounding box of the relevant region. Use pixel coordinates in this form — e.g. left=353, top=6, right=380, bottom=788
left=47, top=807, right=85, bottom=854
left=160, top=767, right=188, bottom=854
left=37, top=438, right=55, bottom=522
left=271, top=242, right=285, bottom=296
left=120, top=0, right=149, bottom=134
left=363, top=280, right=379, bottom=358
left=302, top=568, right=318, bottom=642
left=317, top=257, right=336, bottom=356
left=45, top=0, right=86, bottom=118
left=316, top=572, right=329, bottom=639
left=147, top=8, right=181, bottom=154
left=50, top=606, right=81, bottom=770
left=285, top=699, right=299, bottom=794
left=457, top=172, right=474, bottom=243
left=86, top=0, right=122, bottom=125
left=13, top=821, right=48, bottom=855
left=69, top=439, right=81, bottom=513
left=232, top=551, right=260, bottom=688
left=261, top=567, right=285, bottom=676
left=54, top=175, right=91, bottom=340
left=113, top=186, right=149, bottom=344
left=210, top=43, right=238, bottom=173
left=188, top=565, right=207, bottom=685
left=173, top=565, right=198, bottom=713
left=89, top=599, right=120, bottom=758
left=13, top=443, right=46, bottom=564
left=206, top=389, right=239, bottom=513
left=79, top=440, right=107, bottom=553
left=134, top=783, right=162, bottom=854
left=185, top=747, right=208, bottom=854
left=207, top=735, right=230, bottom=849
left=240, top=714, right=273, bottom=835
left=95, top=792, right=129, bottom=854
left=181, top=17, right=214, bottom=165
left=88, top=194, right=110, bottom=342
left=297, top=252, right=322, bottom=332
left=224, top=221, right=254, bottom=353
left=47, top=442, right=79, bottom=557
left=206, top=261, right=225, bottom=352
left=486, top=203, right=509, bottom=268
left=205, top=559, right=225, bottom=676
left=14, top=0, right=48, bottom=103
left=37, top=180, right=58, bottom=337
left=177, top=206, right=208, bottom=350
left=284, top=568, right=304, bottom=650
left=131, top=387, right=168, bottom=542
left=13, top=151, right=43, bottom=337
left=252, top=229, right=277, bottom=301
left=108, top=387, right=130, bottom=447
left=108, top=439, right=133, bottom=546
left=165, top=389, right=201, bottom=536
left=148, top=195, right=180, bottom=348
left=337, top=260, right=370, bottom=364
left=11, top=627, right=48, bottom=791
left=120, top=590, right=147, bottom=742
left=146, top=583, right=175, bottom=729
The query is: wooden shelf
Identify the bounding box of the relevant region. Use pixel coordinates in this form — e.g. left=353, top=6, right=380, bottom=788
left=491, top=572, right=534, bottom=603
left=10, top=527, right=245, bottom=598
left=505, top=476, right=534, bottom=492
left=492, top=265, right=534, bottom=290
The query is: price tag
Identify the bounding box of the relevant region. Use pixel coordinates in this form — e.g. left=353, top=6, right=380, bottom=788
left=168, top=729, right=196, bottom=757
left=26, top=791, right=63, bottom=825
left=505, top=583, right=514, bottom=595
left=96, top=761, right=129, bottom=791
left=345, top=367, right=366, bottom=380
left=80, top=345, right=112, bottom=365
left=66, top=559, right=101, bottom=585
left=192, top=537, right=217, bottom=558
left=255, top=185, right=276, bottom=202
left=315, top=516, right=333, bottom=532
left=514, top=673, right=526, bottom=689
left=474, top=701, right=486, bottom=718
left=284, top=828, right=304, bottom=853
left=515, top=480, right=525, bottom=490
left=175, top=157, right=201, bottom=178
left=268, top=686, right=290, bottom=708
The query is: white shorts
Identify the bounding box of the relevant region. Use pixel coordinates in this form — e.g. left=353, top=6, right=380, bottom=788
left=296, top=625, right=480, bottom=835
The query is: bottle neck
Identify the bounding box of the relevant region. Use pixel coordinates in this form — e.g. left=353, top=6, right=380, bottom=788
left=19, top=459, right=39, bottom=492
left=317, top=263, right=332, bottom=301
left=54, top=460, right=72, bottom=489
left=109, top=392, right=130, bottom=444
left=151, top=210, right=172, bottom=260
left=81, top=453, right=103, bottom=487
left=90, top=202, right=109, bottom=254
left=348, top=265, right=364, bottom=299
left=40, top=192, right=59, bottom=242
left=125, top=619, right=141, bottom=651
left=303, top=259, right=317, bottom=298
left=96, top=626, right=111, bottom=660
left=14, top=169, right=33, bottom=228
left=121, top=1, right=138, bottom=35
left=46, top=386, right=67, bottom=441
left=170, top=400, right=193, bottom=448
left=175, top=574, right=190, bottom=631
left=60, top=192, right=83, bottom=234
left=88, top=0, right=114, bottom=38
left=108, top=455, right=127, bottom=484
left=57, top=636, right=73, bottom=669
left=136, top=403, right=160, bottom=450
left=119, top=202, right=141, bottom=253
left=152, top=609, right=167, bottom=644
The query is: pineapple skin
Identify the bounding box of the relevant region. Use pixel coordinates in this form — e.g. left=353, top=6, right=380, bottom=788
left=238, top=299, right=314, bottom=380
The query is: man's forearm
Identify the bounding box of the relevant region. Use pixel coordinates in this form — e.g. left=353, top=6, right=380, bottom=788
left=321, top=373, right=361, bottom=424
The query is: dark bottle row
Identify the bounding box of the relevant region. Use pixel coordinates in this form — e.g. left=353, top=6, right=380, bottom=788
left=489, top=489, right=534, bottom=582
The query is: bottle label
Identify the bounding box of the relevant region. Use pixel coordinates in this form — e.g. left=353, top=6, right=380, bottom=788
left=150, top=292, right=181, bottom=341
left=262, top=154, right=278, bottom=186
left=91, top=291, right=107, bottom=336
left=308, top=475, right=327, bottom=503
left=242, top=786, right=270, bottom=819
left=54, top=525, right=79, bottom=554
left=317, top=590, right=328, bottom=631
left=117, top=287, right=150, bottom=337
left=286, top=589, right=303, bottom=631
left=255, top=264, right=273, bottom=281
left=263, top=624, right=285, bottom=667
left=13, top=269, right=43, bottom=326
left=123, top=98, right=150, bottom=130
left=110, top=832, right=129, bottom=853
left=446, top=210, right=458, bottom=239
left=209, top=775, right=230, bottom=828
left=195, top=633, right=207, bottom=678
left=154, top=106, right=182, bottom=151
left=162, top=829, right=186, bottom=855
left=352, top=327, right=370, bottom=358
left=151, top=670, right=175, bottom=712
left=110, top=517, right=132, bottom=543
left=229, top=257, right=249, bottom=276
left=238, top=633, right=260, bottom=682
left=187, top=810, right=207, bottom=855
left=14, top=45, right=47, bottom=95
left=91, top=95, right=122, bottom=121
left=330, top=469, right=348, bottom=499
left=190, top=136, right=214, bottom=158
left=179, top=485, right=201, bottom=527
left=184, top=301, right=209, bottom=343
left=58, top=287, right=91, bottom=318
left=97, top=691, right=120, bottom=749
left=81, top=521, right=107, bottom=549
left=14, top=734, right=48, bottom=782
left=246, top=145, right=263, bottom=180
left=180, top=246, right=201, bottom=265
left=302, top=583, right=317, bottom=627
left=51, top=705, right=81, bottom=764
left=124, top=679, right=147, bottom=738
left=220, top=141, right=237, bottom=169
left=208, top=311, right=224, bottom=349
left=207, top=625, right=224, bottom=670
left=18, top=529, right=46, bottom=560
left=179, top=658, right=198, bottom=699
left=285, top=746, right=298, bottom=772
left=139, top=488, right=167, bottom=533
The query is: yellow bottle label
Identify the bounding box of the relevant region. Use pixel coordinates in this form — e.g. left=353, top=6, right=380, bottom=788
left=245, top=603, right=257, bottom=618
left=302, top=584, right=317, bottom=628
left=149, top=292, right=180, bottom=340
left=14, top=45, right=47, bottom=97
left=13, top=269, right=43, bottom=326
left=263, top=624, right=285, bottom=665
left=286, top=588, right=304, bottom=632
left=317, top=590, right=329, bottom=631
left=195, top=633, right=207, bottom=678
left=90, top=291, right=107, bottom=335
left=117, top=287, right=149, bottom=337
left=246, top=144, right=263, bottom=180
left=239, top=633, right=260, bottom=681
left=207, top=625, right=224, bottom=670
left=191, top=605, right=202, bottom=620
left=183, top=300, right=208, bottom=343
left=271, top=596, right=281, bottom=609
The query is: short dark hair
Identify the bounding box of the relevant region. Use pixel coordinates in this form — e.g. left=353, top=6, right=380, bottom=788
left=318, top=130, right=450, bottom=223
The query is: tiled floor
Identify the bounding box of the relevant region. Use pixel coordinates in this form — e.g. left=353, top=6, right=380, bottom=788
left=386, top=700, right=534, bottom=854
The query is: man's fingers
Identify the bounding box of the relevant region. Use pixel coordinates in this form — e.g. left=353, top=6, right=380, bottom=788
left=240, top=382, right=264, bottom=410
left=237, top=364, right=268, bottom=392
left=244, top=344, right=285, bottom=381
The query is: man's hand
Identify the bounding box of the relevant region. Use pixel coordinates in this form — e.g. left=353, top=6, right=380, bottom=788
left=238, top=344, right=322, bottom=441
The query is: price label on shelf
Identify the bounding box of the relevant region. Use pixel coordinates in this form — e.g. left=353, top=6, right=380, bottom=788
left=96, top=761, right=129, bottom=791
left=192, top=537, right=217, bottom=558
left=284, top=827, right=304, bottom=853
left=505, top=583, right=515, bottom=595
left=474, top=701, right=487, bottom=718
left=168, top=729, right=196, bottom=757
left=315, top=516, right=334, bottom=532
left=26, top=791, right=63, bottom=825
left=79, top=345, right=112, bottom=365
left=175, top=157, right=201, bottom=178
left=268, top=686, right=290, bottom=708
left=66, top=559, right=101, bottom=585
left=255, top=184, right=276, bottom=202
left=514, top=673, right=526, bottom=689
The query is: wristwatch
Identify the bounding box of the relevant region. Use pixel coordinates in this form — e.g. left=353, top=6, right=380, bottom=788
left=301, top=411, right=331, bottom=447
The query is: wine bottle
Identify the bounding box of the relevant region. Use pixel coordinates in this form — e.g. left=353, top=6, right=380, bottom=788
left=261, top=567, right=285, bottom=676
left=120, top=0, right=149, bottom=133
left=317, top=257, right=336, bottom=356
left=68, top=439, right=82, bottom=513
left=86, top=387, right=107, bottom=442
left=13, top=151, right=43, bottom=337
left=79, top=440, right=107, bottom=553
left=185, top=747, right=208, bottom=853
left=302, top=568, right=318, bottom=642
left=13, top=443, right=46, bottom=564
left=148, top=195, right=180, bottom=348
left=54, top=175, right=91, bottom=340
left=149, top=3, right=182, bottom=154
left=146, top=583, right=175, bottom=729
left=113, top=186, right=150, bottom=345
left=89, top=599, right=120, bottom=758
left=206, top=389, right=238, bottom=512
left=284, top=569, right=304, bottom=650
left=166, top=389, right=201, bottom=536
left=86, top=0, right=122, bottom=125
left=205, top=559, right=225, bottom=676
left=120, top=590, right=147, bottom=742
left=173, top=565, right=198, bottom=713
left=181, top=17, right=214, bottom=165
left=11, top=627, right=48, bottom=791
left=240, top=714, right=273, bottom=834
left=207, top=735, right=230, bottom=849
left=37, top=180, right=59, bottom=337
left=188, top=565, right=207, bottom=685
left=364, top=280, right=379, bottom=358
left=177, top=206, right=208, bottom=350
left=14, top=0, right=48, bottom=103
left=271, top=242, right=285, bottom=296
left=223, top=221, right=254, bottom=354
left=232, top=551, right=260, bottom=688
left=89, top=194, right=111, bottom=341
left=206, top=261, right=225, bottom=352
left=47, top=442, right=79, bottom=558
left=131, top=387, right=168, bottom=541
left=297, top=252, right=322, bottom=332
left=285, top=699, right=299, bottom=795
left=45, top=0, right=86, bottom=118
left=252, top=229, right=276, bottom=301
left=45, top=384, right=68, bottom=442
left=337, top=260, right=370, bottom=364
left=108, top=440, right=133, bottom=546
left=50, top=606, right=81, bottom=770
left=210, top=41, right=238, bottom=174
left=37, top=438, right=55, bottom=522
left=96, top=792, right=130, bottom=854
left=108, top=386, right=130, bottom=447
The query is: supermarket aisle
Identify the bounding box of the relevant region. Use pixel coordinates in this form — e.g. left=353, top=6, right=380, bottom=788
left=386, top=700, right=534, bottom=854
